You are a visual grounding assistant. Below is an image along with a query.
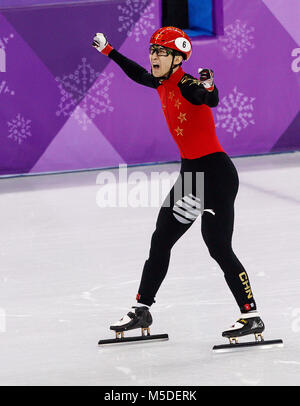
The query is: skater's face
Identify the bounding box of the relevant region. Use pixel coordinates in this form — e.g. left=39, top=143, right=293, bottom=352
left=149, top=45, right=183, bottom=77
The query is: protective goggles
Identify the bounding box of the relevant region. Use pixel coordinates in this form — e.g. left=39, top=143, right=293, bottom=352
left=149, top=45, right=173, bottom=57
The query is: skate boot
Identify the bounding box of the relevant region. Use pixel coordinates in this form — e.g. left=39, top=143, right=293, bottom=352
left=213, top=312, right=283, bottom=351
left=98, top=306, right=169, bottom=345
left=110, top=306, right=153, bottom=338
left=222, top=312, right=265, bottom=344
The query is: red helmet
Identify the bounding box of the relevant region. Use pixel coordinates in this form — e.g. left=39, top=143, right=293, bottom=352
left=150, top=26, right=192, bottom=61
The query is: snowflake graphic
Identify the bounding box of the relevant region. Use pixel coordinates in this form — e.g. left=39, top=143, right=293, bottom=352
left=55, top=57, right=114, bottom=130
left=0, top=33, right=15, bottom=95
left=7, top=114, right=32, bottom=145
left=215, top=87, right=255, bottom=138
left=220, top=19, right=255, bottom=59
left=118, top=0, right=156, bottom=42
left=0, top=80, right=15, bottom=96
left=0, top=33, right=14, bottom=50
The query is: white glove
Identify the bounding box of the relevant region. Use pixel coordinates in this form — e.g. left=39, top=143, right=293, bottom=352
left=198, top=67, right=214, bottom=91
left=92, top=33, right=108, bottom=52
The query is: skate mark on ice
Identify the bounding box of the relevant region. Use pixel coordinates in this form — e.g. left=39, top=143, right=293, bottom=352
left=241, top=181, right=300, bottom=205
left=81, top=291, right=99, bottom=304
left=114, top=366, right=139, bottom=383
left=274, top=360, right=300, bottom=366
left=234, top=371, right=261, bottom=386
left=80, top=281, right=139, bottom=305
left=117, top=280, right=140, bottom=286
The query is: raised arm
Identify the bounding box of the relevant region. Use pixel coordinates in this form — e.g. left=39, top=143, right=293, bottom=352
left=93, top=33, right=159, bottom=89
left=178, top=70, right=219, bottom=108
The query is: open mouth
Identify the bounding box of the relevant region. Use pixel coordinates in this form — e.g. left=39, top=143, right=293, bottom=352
left=152, top=63, right=160, bottom=70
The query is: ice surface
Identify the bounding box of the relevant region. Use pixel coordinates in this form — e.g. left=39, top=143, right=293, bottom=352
left=0, top=152, right=300, bottom=386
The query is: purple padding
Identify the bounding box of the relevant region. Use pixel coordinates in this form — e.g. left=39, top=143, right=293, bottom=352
left=0, top=0, right=92, bottom=8
left=0, top=0, right=299, bottom=176
left=213, top=0, right=224, bottom=35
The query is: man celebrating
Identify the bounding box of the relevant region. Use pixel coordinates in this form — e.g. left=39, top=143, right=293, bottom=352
left=93, top=27, right=264, bottom=342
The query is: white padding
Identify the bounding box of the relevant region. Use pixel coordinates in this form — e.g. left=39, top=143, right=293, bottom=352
left=227, top=321, right=245, bottom=331
left=110, top=314, right=132, bottom=327
left=239, top=312, right=259, bottom=319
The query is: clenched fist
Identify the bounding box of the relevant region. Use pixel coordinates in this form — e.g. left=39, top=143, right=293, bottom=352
left=92, top=33, right=113, bottom=56
left=198, top=68, right=214, bottom=92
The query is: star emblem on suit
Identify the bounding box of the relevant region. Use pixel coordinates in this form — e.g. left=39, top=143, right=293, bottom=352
left=168, top=91, right=175, bottom=101
left=175, top=126, right=184, bottom=137
left=174, top=98, right=181, bottom=109
left=177, top=112, right=187, bottom=123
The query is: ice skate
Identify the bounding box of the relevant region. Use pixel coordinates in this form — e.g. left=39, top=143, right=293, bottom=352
left=110, top=306, right=153, bottom=336
left=222, top=312, right=265, bottom=343
left=98, top=306, right=169, bottom=346
left=213, top=312, right=283, bottom=352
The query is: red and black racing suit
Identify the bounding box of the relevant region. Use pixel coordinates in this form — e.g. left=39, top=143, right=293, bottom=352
left=108, top=49, right=257, bottom=313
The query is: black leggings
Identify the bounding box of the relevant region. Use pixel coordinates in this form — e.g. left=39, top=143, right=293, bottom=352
left=137, top=152, right=257, bottom=313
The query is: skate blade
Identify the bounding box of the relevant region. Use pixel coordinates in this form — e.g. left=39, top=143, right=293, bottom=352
left=212, top=339, right=283, bottom=353
left=98, top=333, right=169, bottom=346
